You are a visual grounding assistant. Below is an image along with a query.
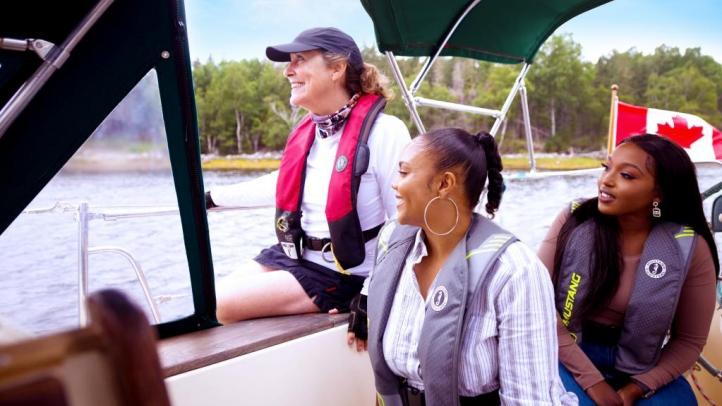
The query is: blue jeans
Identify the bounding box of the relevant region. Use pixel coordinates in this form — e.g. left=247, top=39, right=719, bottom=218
left=558, top=340, right=697, bottom=405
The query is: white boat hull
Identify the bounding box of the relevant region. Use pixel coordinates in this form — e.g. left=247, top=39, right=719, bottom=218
left=165, top=325, right=376, bottom=406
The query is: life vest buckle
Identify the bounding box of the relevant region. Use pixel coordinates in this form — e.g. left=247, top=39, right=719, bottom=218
left=321, top=242, right=335, bottom=263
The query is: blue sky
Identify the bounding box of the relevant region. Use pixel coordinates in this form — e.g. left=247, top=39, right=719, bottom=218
left=184, top=0, right=722, bottom=63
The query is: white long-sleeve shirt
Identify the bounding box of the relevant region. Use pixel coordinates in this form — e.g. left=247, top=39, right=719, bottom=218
left=382, top=230, right=578, bottom=405
left=209, top=113, right=411, bottom=277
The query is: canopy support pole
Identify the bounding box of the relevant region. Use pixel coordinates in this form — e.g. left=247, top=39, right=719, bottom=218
left=385, top=51, right=426, bottom=134
left=519, top=82, right=536, bottom=172
left=382, top=0, right=534, bottom=147
left=0, top=0, right=114, bottom=140
left=490, top=62, right=530, bottom=136
left=385, top=57, right=534, bottom=143
left=409, top=0, right=483, bottom=95
left=414, top=97, right=501, bottom=117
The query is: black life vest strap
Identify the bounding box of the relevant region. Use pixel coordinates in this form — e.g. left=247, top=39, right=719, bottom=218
left=304, top=223, right=384, bottom=251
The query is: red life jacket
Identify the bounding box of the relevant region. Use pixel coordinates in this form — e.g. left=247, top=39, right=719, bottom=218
left=275, top=94, right=386, bottom=271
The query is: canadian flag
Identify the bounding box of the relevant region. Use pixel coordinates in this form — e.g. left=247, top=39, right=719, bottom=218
left=613, top=100, right=722, bottom=162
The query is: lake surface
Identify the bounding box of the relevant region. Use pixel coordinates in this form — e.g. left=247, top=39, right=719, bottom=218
left=1, top=167, right=720, bottom=336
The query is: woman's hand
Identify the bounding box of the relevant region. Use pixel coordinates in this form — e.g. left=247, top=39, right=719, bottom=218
left=586, top=381, right=623, bottom=406
left=346, top=294, right=368, bottom=352
left=617, top=382, right=644, bottom=406
left=327, top=309, right=368, bottom=351
left=347, top=331, right=367, bottom=352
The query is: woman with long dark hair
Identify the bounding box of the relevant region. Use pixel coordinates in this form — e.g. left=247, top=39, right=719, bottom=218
left=539, top=134, right=719, bottom=405
left=367, top=128, right=575, bottom=405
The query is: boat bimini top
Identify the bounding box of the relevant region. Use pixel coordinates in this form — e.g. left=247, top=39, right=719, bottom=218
left=361, top=0, right=612, bottom=171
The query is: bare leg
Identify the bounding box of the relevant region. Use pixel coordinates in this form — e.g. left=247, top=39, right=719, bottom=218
left=219, top=259, right=274, bottom=279
left=216, top=260, right=319, bottom=324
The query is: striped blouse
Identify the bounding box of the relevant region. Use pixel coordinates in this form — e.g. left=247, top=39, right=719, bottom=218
left=382, top=230, right=577, bottom=405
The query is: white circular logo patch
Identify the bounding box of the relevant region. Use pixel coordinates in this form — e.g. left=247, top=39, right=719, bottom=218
left=430, top=286, right=448, bottom=311
left=645, top=259, right=667, bottom=279
left=335, top=155, right=348, bottom=172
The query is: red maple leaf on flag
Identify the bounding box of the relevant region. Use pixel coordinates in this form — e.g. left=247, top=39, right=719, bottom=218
left=655, top=115, right=704, bottom=148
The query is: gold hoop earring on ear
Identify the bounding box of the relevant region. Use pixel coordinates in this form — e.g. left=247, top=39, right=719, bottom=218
left=424, top=196, right=460, bottom=236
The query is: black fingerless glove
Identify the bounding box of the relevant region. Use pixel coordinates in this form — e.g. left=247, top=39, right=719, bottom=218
left=347, top=293, right=368, bottom=340
left=205, top=191, right=217, bottom=209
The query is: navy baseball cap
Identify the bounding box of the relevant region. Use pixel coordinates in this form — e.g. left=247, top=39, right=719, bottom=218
left=266, top=27, right=364, bottom=72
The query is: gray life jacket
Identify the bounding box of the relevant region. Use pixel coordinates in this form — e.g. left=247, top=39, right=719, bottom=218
left=555, top=211, right=696, bottom=374
left=367, top=214, right=518, bottom=406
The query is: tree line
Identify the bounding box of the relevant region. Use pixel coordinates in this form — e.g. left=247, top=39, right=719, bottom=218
left=193, top=34, right=722, bottom=154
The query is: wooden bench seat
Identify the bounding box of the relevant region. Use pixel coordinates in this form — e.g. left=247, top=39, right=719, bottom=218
left=158, top=313, right=349, bottom=377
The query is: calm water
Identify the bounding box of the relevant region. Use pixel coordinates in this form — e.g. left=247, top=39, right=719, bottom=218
left=1, top=167, right=720, bottom=336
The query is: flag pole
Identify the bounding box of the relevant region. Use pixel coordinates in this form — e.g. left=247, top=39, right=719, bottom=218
left=607, top=84, right=619, bottom=155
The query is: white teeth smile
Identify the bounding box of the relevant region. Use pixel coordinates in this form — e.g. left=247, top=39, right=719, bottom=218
left=599, top=191, right=614, bottom=200
left=290, top=83, right=303, bottom=89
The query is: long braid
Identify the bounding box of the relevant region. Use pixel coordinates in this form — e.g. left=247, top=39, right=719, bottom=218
left=476, top=132, right=504, bottom=218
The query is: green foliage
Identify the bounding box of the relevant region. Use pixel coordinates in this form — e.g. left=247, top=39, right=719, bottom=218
left=192, top=58, right=292, bottom=154
left=527, top=34, right=607, bottom=152
left=192, top=37, right=722, bottom=155
left=646, top=65, right=720, bottom=124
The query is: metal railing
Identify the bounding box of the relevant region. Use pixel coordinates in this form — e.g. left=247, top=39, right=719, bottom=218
left=23, top=201, right=268, bottom=326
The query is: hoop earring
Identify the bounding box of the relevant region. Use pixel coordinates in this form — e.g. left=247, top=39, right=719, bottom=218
left=652, top=201, right=661, bottom=218
left=424, top=196, right=460, bottom=236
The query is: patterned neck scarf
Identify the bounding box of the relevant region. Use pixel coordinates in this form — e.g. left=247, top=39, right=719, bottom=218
left=311, top=93, right=361, bottom=138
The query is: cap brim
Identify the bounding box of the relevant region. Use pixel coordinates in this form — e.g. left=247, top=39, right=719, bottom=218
left=265, top=42, right=319, bottom=62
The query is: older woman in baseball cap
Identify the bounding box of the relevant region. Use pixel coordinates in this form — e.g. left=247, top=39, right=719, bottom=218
left=208, top=27, right=410, bottom=344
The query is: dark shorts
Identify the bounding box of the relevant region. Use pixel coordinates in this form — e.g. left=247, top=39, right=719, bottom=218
left=254, top=243, right=365, bottom=313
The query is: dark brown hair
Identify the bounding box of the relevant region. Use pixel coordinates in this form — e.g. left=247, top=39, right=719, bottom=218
left=553, top=134, right=719, bottom=321
left=421, top=128, right=504, bottom=217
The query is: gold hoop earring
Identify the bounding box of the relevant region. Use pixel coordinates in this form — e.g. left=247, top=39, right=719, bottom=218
left=423, top=196, right=460, bottom=236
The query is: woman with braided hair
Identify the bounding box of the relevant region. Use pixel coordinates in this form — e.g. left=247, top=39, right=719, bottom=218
left=365, top=128, right=575, bottom=405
